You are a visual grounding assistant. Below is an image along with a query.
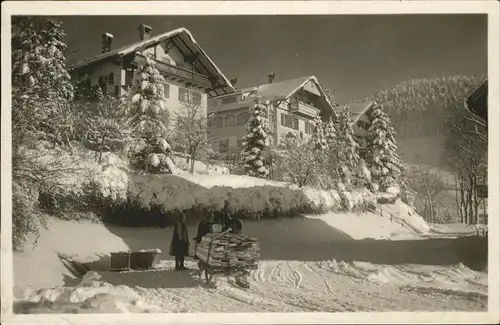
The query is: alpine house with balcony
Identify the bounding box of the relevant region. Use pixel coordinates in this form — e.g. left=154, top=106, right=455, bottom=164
left=207, top=74, right=336, bottom=159
left=68, top=24, right=235, bottom=126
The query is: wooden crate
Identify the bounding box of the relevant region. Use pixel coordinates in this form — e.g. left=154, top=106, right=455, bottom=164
left=110, top=252, right=131, bottom=271
left=130, top=251, right=161, bottom=270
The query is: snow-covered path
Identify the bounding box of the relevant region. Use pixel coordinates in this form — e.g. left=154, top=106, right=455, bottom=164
left=15, top=259, right=487, bottom=313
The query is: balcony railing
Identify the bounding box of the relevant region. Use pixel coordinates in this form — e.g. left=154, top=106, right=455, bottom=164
left=289, top=100, right=320, bottom=118
left=134, top=55, right=212, bottom=88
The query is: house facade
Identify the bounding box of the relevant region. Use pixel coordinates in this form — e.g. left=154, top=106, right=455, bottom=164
left=207, top=75, right=336, bottom=159
left=345, top=100, right=377, bottom=156
left=466, top=79, right=488, bottom=124
left=69, top=24, right=234, bottom=127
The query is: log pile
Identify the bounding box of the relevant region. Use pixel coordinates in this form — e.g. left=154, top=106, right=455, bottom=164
left=195, top=232, right=260, bottom=268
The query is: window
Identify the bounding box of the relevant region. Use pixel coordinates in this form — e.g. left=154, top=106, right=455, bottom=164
left=179, top=87, right=202, bottom=105
left=125, top=69, right=134, bottom=87
left=84, top=79, right=91, bottom=90
left=305, top=122, right=314, bottom=134
left=357, top=120, right=369, bottom=131
left=219, top=139, right=229, bottom=153
left=237, top=111, right=250, bottom=125
left=98, top=76, right=107, bottom=94
left=179, top=88, right=189, bottom=103
left=163, top=83, right=170, bottom=98
left=114, top=85, right=120, bottom=96
left=108, top=73, right=114, bottom=84
left=225, top=115, right=236, bottom=127
left=222, top=95, right=238, bottom=105
left=211, top=116, right=223, bottom=128
left=193, top=92, right=202, bottom=106
left=281, top=113, right=287, bottom=127
left=280, top=113, right=298, bottom=129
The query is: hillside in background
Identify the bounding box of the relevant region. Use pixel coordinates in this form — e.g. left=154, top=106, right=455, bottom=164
left=371, top=75, right=484, bottom=168
left=349, top=76, right=486, bottom=223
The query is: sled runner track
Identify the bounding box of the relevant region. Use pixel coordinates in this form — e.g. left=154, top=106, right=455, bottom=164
left=323, top=278, right=335, bottom=296
left=287, top=261, right=303, bottom=289
left=303, top=262, right=314, bottom=272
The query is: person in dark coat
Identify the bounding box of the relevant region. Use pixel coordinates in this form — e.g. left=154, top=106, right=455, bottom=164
left=169, top=213, right=190, bottom=271
left=194, top=219, right=210, bottom=243
left=230, top=217, right=243, bottom=234
left=221, top=211, right=233, bottom=232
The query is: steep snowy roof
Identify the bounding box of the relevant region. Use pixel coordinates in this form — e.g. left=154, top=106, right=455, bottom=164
left=345, top=100, right=376, bottom=124
left=466, top=79, right=488, bottom=122
left=68, top=27, right=235, bottom=96
left=224, top=76, right=336, bottom=115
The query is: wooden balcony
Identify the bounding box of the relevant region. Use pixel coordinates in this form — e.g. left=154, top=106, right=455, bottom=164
left=133, top=55, right=213, bottom=88
left=289, top=100, right=320, bottom=118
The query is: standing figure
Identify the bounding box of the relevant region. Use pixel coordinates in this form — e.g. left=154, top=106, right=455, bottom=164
left=231, top=217, right=243, bottom=234
left=169, top=212, right=190, bottom=271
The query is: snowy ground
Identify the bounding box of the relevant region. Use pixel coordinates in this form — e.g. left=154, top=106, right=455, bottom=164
left=13, top=212, right=488, bottom=313
left=14, top=259, right=487, bottom=313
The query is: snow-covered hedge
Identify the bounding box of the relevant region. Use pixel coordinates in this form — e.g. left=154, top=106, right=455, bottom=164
left=30, top=142, right=389, bottom=227
left=93, top=172, right=381, bottom=226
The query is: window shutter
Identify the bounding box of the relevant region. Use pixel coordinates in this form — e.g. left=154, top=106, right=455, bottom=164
left=179, top=88, right=186, bottom=102
left=125, top=70, right=134, bottom=87
left=164, top=83, right=170, bottom=98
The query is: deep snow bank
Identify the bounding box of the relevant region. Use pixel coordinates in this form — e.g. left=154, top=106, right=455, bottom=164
left=376, top=202, right=431, bottom=234
left=306, top=199, right=432, bottom=240
left=14, top=218, right=128, bottom=294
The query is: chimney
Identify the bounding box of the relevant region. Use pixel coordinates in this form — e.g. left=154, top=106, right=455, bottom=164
left=230, top=77, right=238, bottom=87
left=268, top=72, right=276, bottom=84
left=138, top=24, right=153, bottom=41
left=101, top=33, right=114, bottom=53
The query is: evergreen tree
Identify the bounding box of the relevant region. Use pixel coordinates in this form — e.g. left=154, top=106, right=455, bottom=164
left=312, top=114, right=328, bottom=150
left=337, top=107, right=360, bottom=180
left=125, top=53, right=173, bottom=173
left=12, top=17, right=74, bottom=149
left=11, top=17, right=76, bottom=249
left=323, top=117, right=337, bottom=147
left=240, top=97, right=271, bottom=178
left=365, top=103, right=404, bottom=190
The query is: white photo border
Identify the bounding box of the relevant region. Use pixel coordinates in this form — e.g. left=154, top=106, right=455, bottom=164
left=1, top=1, right=499, bottom=324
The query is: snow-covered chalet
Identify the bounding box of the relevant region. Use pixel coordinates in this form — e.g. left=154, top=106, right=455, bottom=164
left=207, top=74, right=337, bottom=159
left=68, top=24, right=235, bottom=126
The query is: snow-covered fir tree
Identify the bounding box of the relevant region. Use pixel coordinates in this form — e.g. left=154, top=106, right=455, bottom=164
left=352, top=158, right=372, bottom=188
left=365, top=103, right=404, bottom=191
left=11, top=17, right=76, bottom=249
left=323, top=117, right=337, bottom=147
left=337, top=106, right=360, bottom=184
left=125, top=53, right=173, bottom=174
left=240, top=97, right=271, bottom=178
left=12, top=17, right=74, bottom=147
left=312, top=114, right=328, bottom=150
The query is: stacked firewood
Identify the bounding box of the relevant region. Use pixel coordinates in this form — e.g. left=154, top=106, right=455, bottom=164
left=195, top=232, right=260, bottom=268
